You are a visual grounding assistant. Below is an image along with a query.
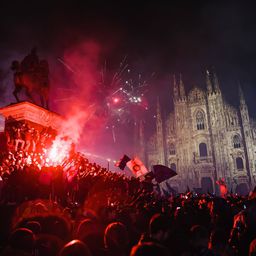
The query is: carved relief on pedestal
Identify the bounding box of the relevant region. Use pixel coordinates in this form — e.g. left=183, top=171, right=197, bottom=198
left=39, top=111, right=52, bottom=126
left=0, top=102, right=63, bottom=132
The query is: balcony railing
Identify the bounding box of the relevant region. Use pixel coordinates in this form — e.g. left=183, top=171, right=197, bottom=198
left=194, top=155, right=213, bottom=163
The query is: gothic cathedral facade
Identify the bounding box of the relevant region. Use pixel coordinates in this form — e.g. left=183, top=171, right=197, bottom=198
left=145, top=71, right=256, bottom=195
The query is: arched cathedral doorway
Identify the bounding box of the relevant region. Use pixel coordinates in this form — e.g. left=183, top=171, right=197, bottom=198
left=201, top=177, right=214, bottom=194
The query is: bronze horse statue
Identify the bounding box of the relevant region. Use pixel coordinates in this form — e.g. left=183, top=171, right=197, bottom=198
left=11, top=49, right=50, bottom=109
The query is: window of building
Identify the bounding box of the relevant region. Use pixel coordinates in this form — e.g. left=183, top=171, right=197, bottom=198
left=169, top=143, right=176, bottom=155
left=170, top=163, right=176, bottom=171
left=233, top=135, right=241, bottom=148
left=236, top=157, right=244, bottom=170
left=196, top=111, right=205, bottom=130
left=199, top=143, right=208, bottom=157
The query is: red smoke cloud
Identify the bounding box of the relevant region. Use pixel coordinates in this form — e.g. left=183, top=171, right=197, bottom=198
left=49, top=40, right=108, bottom=156
left=63, top=40, right=101, bottom=103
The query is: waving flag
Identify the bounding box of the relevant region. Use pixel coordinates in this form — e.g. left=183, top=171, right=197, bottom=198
left=152, top=164, right=177, bottom=183
left=115, top=154, right=131, bottom=170
left=126, top=157, right=149, bottom=178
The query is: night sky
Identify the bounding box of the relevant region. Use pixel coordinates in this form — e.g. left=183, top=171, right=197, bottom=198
left=1, top=1, right=256, bottom=163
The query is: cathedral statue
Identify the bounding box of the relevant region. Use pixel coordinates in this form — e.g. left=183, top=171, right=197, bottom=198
left=11, top=48, right=50, bottom=109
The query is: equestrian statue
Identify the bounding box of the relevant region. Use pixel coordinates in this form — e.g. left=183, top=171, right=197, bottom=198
left=11, top=48, right=50, bottom=109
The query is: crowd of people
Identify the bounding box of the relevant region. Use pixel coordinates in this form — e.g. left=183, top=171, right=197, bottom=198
left=0, top=124, right=256, bottom=255
left=4, top=120, right=54, bottom=153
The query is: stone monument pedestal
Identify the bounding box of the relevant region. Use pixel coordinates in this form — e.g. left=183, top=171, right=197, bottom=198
left=0, top=101, right=63, bottom=133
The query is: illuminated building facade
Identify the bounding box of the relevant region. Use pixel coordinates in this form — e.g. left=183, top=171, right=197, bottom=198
left=145, top=71, right=256, bottom=194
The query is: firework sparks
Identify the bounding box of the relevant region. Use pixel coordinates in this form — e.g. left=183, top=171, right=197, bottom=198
left=56, top=52, right=153, bottom=143
left=57, top=57, right=76, bottom=73
left=105, top=66, right=151, bottom=126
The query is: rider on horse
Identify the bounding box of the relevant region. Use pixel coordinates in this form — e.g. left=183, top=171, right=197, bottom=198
left=11, top=48, right=50, bottom=109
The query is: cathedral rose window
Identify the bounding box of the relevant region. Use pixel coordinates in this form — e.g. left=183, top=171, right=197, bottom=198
left=196, top=110, right=205, bottom=130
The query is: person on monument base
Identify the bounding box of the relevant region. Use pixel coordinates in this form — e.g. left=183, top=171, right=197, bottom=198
left=14, top=125, right=25, bottom=152
left=4, top=127, right=11, bottom=147
left=24, top=129, right=31, bottom=152
left=3, top=120, right=57, bottom=154
left=32, top=129, right=40, bottom=152
left=23, top=124, right=32, bottom=152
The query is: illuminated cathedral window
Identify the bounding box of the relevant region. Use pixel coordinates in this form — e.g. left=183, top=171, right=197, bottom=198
left=169, top=143, right=176, bottom=155
left=196, top=111, right=205, bottom=130
left=236, top=157, right=244, bottom=170
left=233, top=135, right=241, bottom=148
left=199, top=143, right=207, bottom=157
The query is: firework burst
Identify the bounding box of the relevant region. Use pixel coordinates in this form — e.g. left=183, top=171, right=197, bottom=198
left=55, top=51, right=153, bottom=143
left=103, top=58, right=154, bottom=125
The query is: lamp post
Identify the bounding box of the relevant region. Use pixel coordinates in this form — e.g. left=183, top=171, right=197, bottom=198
left=107, top=158, right=111, bottom=171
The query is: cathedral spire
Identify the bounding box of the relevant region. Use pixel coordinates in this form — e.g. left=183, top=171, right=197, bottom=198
left=156, top=97, right=165, bottom=164
left=156, top=97, right=163, bottom=141
left=213, top=70, right=220, bottom=92
left=238, top=83, right=246, bottom=105
left=173, top=74, right=179, bottom=100
left=138, top=119, right=145, bottom=163
left=179, top=73, right=186, bottom=99
left=156, top=96, right=162, bottom=120
left=206, top=69, right=213, bottom=93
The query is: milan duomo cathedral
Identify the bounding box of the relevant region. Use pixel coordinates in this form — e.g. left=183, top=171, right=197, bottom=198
left=140, top=71, right=256, bottom=195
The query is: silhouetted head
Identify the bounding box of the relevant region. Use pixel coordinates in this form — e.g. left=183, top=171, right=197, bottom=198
left=9, top=228, right=35, bottom=253
left=36, top=234, right=64, bottom=256
left=23, top=221, right=41, bottom=235
left=130, top=242, right=168, bottom=256
left=149, top=214, right=170, bottom=243
left=104, top=222, right=128, bottom=251
left=76, top=218, right=99, bottom=240
left=59, top=239, right=91, bottom=256
left=190, top=225, right=209, bottom=249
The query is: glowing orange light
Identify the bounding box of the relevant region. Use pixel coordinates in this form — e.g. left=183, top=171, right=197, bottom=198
left=47, top=136, right=72, bottom=166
